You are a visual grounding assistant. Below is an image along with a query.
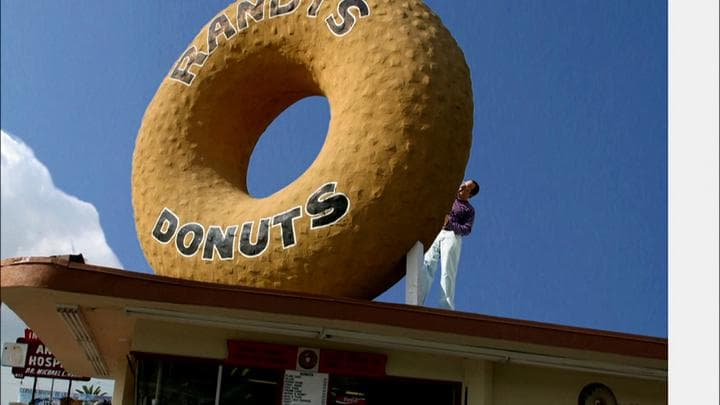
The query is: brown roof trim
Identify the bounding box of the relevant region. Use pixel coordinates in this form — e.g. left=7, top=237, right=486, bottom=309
left=0, top=256, right=667, bottom=360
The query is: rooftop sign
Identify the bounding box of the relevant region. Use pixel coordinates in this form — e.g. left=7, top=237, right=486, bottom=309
left=131, top=0, right=473, bottom=299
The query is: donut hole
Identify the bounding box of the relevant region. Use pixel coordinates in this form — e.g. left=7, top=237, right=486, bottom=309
left=246, top=96, right=330, bottom=198
left=180, top=49, right=325, bottom=197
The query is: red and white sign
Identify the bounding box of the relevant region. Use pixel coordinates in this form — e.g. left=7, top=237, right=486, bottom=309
left=10, top=329, right=89, bottom=381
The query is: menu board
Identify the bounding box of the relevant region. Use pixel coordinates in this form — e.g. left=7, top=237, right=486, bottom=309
left=282, top=370, right=329, bottom=405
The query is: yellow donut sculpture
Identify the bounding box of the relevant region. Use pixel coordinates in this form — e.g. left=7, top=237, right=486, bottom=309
left=132, top=0, right=473, bottom=299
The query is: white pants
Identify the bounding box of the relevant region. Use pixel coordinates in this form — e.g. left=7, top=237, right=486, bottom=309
left=420, top=230, right=462, bottom=310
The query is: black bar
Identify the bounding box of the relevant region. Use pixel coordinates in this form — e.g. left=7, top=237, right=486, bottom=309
left=31, top=375, right=38, bottom=403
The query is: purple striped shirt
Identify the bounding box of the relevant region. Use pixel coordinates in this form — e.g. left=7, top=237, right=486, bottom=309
left=443, top=198, right=475, bottom=236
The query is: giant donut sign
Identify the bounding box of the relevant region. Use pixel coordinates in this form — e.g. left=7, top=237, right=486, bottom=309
left=132, top=0, right=473, bottom=298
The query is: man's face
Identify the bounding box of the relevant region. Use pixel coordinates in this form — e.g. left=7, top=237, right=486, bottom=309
left=457, top=180, right=476, bottom=200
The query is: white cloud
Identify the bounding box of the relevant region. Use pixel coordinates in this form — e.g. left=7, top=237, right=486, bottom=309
left=1, top=130, right=119, bottom=403
left=1, top=130, right=122, bottom=267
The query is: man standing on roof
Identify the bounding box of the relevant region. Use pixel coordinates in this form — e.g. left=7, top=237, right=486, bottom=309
left=419, top=179, right=479, bottom=310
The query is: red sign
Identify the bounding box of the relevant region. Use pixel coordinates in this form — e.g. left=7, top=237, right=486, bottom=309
left=318, top=349, right=386, bottom=377
left=227, top=340, right=297, bottom=370
left=24, top=328, right=40, bottom=341
left=226, top=340, right=386, bottom=378
left=11, top=331, right=90, bottom=381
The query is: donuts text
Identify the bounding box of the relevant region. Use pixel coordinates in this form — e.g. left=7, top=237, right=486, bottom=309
left=151, top=182, right=351, bottom=260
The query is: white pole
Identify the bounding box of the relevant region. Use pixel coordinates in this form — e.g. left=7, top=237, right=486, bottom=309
left=405, top=241, right=424, bottom=305
left=214, top=364, right=223, bottom=405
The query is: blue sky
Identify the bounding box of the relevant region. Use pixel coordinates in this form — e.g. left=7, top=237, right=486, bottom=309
left=1, top=0, right=667, bottom=342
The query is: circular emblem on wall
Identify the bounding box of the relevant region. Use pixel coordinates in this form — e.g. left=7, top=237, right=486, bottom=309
left=578, top=383, right=617, bottom=405
left=298, top=349, right=319, bottom=370
left=132, top=0, right=473, bottom=298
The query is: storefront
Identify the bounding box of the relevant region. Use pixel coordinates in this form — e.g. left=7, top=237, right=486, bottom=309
left=132, top=349, right=461, bottom=405
left=1, top=256, right=667, bottom=405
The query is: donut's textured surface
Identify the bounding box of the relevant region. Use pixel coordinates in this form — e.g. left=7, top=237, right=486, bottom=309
left=132, top=0, right=473, bottom=299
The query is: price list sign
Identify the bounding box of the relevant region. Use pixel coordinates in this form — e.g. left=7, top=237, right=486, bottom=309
left=282, top=370, right=328, bottom=405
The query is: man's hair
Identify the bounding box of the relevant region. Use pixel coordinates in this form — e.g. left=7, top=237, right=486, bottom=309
left=469, top=180, right=480, bottom=197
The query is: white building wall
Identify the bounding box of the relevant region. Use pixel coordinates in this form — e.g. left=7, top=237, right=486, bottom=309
left=492, top=362, right=666, bottom=405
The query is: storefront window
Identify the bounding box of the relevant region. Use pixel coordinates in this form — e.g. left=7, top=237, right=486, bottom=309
left=136, top=357, right=219, bottom=405
left=328, top=375, right=460, bottom=405
left=219, top=366, right=282, bottom=405
left=134, top=355, right=460, bottom=405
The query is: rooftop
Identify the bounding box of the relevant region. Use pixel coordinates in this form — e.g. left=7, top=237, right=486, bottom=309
left=1, top=255, right=667, bottom=381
